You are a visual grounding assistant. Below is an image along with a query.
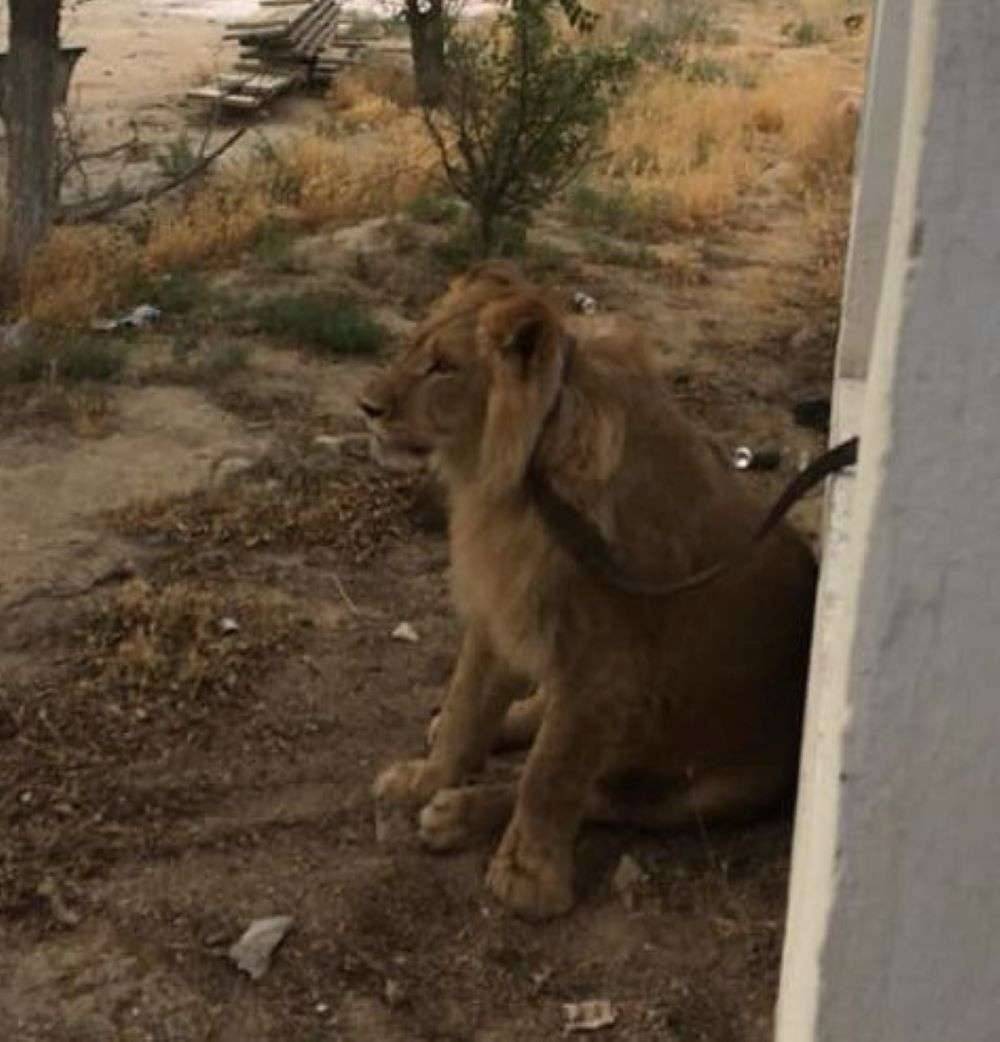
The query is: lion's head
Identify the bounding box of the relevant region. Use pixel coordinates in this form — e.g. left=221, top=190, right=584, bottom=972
left=360, top=262, right=581, bottom=492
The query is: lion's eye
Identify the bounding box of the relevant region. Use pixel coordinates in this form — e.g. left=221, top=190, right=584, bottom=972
left=426, top=358, right=455, bottom=376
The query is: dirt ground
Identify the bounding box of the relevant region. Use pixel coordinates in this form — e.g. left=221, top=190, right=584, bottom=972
left=1, top=4, right=868, bottom=1040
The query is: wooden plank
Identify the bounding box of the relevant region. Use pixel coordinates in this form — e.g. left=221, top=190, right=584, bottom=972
left=224, top=26, right=290, bottom=41
left=287, top=0, right=340, bottom=47
left=218, top=72, right=297, bottom=95
left=185, top=87, right=264, bottom=110
left=224, top=19, right=290, bottom=31
left=294, top=5, right=342, bottom=56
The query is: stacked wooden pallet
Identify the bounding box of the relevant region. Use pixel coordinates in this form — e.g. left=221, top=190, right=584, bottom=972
left=186, top=0, right=390, bottom=112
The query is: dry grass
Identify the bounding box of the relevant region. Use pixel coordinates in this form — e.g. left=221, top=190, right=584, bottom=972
left=145, top=111, right=435, bottom=271
left=0, top=382, right=118, bottom=437
left=20, top=224, right=142, bottom=327
left=328, top=59, right=417, bottom=128
left=259, top=122, right=436, bottom=228
left=584, top=56, right=856, bottom=233
left=144, top=183, right=273, bottom=272
left=82, top=577, right=306, bottom=704
left=602, top=71, right=758, bottom=227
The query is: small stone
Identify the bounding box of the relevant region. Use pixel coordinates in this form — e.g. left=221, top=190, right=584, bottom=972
left=1, top=318, right=37, bottom=350
left=228, top=915, right=294, bottom=981
left=211, top=455, right=256, bottom=488
left=313, top=433, right=370, bottom=455
left=611, top=853, right=647, bottom=907
left=788, top=324, right=816, bottom=351
left=391, top=622, right=420, bottom=644
left=220, top=617, right=240, bottom=634
left=563, top=999, right=617, bottom=1033
left=383, top=978, right=406, bottom=1007
left=37, top=877, right=81, bottom=927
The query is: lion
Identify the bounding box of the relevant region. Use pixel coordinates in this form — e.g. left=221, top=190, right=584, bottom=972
left=360, top=262, right=817, bottom=920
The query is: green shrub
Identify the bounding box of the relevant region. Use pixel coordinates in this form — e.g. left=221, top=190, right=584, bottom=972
left=565, top=182, right=652, bottom=241
left=250, top=219, right=298, bottom=274
left=406, top=193, right=462, bottom=226
left=781, top=19, right=829, bottom=46
left=253, top=294, right=383, bottom=356
left=424, top=1, right=636, bottom=254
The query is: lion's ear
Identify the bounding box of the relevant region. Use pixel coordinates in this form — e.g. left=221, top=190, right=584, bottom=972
left=480, top=297, right=561, bottom=371
left=476, top=298, right=567, bottom=493
left=503, top=317, right=547, bottom=369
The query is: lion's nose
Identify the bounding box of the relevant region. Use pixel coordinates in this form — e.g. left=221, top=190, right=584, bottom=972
left=359, top=398, right=386, bottom=421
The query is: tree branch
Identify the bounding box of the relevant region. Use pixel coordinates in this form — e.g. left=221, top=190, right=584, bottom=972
left=57, top=126, right=248, bottom=225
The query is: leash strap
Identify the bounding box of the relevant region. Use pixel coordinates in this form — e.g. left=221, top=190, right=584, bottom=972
left=526, top=436, right=859, bottom=597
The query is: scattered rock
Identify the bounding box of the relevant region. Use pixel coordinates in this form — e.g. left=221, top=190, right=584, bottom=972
left=211, top=454, right=257, bottom=488
left=37, top=877, right=81, bottom=927
left=572, top=291, right=598, bottom=315
left=228, top=915, right=294, bottom=981
left=788, top=324, right=817, bottom=352
left=313, top=433, right=372, bottom=456
left=611, top=854, right=647, bottom=909
left=383, top=978, right=406, bottom=1007
left=391, top=622, right=420, bottom=644
left=563, top=999, right=617, bottom=1033
left=219, top=617, right=240, bottom=634
left=1, top=318, right=37, bottom=351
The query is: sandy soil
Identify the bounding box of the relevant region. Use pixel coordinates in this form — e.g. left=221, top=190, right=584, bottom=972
left=57, top=2, right=239, bottom=141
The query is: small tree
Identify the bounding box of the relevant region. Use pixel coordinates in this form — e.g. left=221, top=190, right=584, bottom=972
left=422, top=0, right=635, bottom=255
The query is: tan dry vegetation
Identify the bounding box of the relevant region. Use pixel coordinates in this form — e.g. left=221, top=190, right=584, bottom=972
left=143, top=183, right=273, bottom=273
left=144, top=120, right=436, bottom=273
left=20, top=224, right=142, bottom=327
left=83, top=577, right=306, bottom=706
left=595, top=57, right=856, bottom=232
left=327, top=59, right=417, bottom=127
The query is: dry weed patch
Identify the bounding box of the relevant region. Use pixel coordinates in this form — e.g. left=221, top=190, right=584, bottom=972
left=110, top=441, right=421, bottom=564
left=20, top=225, right=141, bottom=327
left=80, top=578, right=306, bottom=717
left=577, top=54, right=856, bottom=235
left=144, top=184, right=273, bottom=272
left=0, top=382, right=117, bottom=437
left=328, top=60, right=416, bottom=128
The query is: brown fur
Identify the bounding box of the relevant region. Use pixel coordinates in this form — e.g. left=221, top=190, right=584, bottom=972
left=362, top=263, right=817, bottom=919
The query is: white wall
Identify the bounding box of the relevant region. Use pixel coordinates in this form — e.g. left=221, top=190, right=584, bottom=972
left=776, top=0, right=1000, bottom=1039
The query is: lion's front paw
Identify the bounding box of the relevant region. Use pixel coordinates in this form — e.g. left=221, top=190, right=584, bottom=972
left=372, top=758, right=446, bottom=809
left=418, top=788, right=475, bottom=851
left=486, top=822, right=574, bottom=920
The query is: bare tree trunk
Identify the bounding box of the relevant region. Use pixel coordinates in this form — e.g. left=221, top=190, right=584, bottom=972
left=405, top=0, right=446, bottom=108
left=1, top=0, right=62, bottom=310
